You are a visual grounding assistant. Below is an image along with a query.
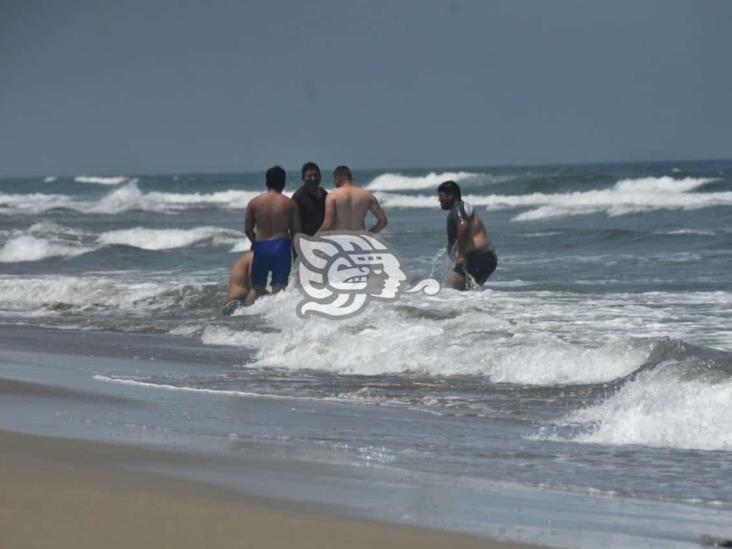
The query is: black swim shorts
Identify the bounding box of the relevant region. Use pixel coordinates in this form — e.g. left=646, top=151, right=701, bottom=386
left=453, top=249, right=497, bottom=286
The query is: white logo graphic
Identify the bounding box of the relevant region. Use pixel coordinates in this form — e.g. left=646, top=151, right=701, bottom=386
left=294, top=232, right=440, bottom=319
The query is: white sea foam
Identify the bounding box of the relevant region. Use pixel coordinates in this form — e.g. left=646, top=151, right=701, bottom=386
left=74, top=175, right=129, bottom=185
left=43, top=176, right=57, bottom=183
left=0, top=235, right=92, bottom=263
left=0, top=192, right=76, bottom=214
left=377, top=176, right=729, bottom=220
left=97, top=227, right=247, bottom=251
left=0, top=182, right=260, bottom=215
left=365, top=171, right=485, bottom=191
left=93, top=375, right=265, bottom=398
left=2, top=176, right=725, bottom=219
left=656, top=229, right=717, bottom=236
left=201, top=290, right=652, bottom=383
left=0, top=275, right=173, bottom=312
left=0, top=223, right=244, bottom=263
left=559, top=364, right=732, bottom=451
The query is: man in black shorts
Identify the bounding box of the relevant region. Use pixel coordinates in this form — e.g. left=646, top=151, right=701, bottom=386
left=437, top=181, right=497, bottom=290
left=292, top=162, right=327, bottom=236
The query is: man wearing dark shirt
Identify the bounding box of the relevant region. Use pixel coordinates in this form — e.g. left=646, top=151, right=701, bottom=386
left=292, top=162, right=327, bottom=236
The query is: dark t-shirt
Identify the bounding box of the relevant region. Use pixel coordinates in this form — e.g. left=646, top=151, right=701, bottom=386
left=292, top=186, right=327, bottom=236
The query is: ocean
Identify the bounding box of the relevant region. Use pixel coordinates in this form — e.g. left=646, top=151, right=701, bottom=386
left=1, top=160, right=731, bottom=546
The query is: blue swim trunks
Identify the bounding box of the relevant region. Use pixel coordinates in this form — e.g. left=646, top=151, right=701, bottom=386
left=251, top=237, right=292, bottom=288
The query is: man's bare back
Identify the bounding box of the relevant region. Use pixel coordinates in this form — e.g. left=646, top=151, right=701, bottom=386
left=319, top=166, right=387, bottom=233
left=245, top=191, right=300, bottom=242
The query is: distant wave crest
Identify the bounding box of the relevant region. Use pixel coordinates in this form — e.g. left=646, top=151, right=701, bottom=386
left=365, top=171, right=483, bottom=191
left=74, top=175, right=130, bottom=185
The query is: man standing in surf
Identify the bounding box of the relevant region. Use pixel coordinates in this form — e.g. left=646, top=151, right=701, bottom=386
left=318, top=165, right=388, bottom=233
left=292, top=162, right=327, bottom=236
left=224, top=162, right=323, bottom=314
left=437, top=181, right=497, bottom=290
left=243, top=166, right=301, bottom=304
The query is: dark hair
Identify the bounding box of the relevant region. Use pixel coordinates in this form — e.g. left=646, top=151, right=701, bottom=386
left=301, top=162, right=321, bottom=179
left=437, top=180, right=461, bottom=200
left=265, top=165, right=286, bottom=191
left=333, top=165, right=352, bottom=181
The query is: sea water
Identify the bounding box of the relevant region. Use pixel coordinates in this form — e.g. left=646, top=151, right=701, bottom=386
left=1, top=161, right=731, bottom=546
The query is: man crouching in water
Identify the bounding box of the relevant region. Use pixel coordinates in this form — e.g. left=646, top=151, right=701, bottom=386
left=222, top=250, right=253, bottom=316
left=437, top=180, right=497, bottom=290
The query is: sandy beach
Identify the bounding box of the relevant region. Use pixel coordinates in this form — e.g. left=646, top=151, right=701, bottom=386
left=0, top=429, right=534, bottom=549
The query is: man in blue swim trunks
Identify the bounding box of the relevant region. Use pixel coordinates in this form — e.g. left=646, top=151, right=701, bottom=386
left=243, top=166, right=301, bottom=304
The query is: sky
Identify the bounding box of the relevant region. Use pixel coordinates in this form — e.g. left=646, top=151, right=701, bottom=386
left=1, top=0, right=730, bottom=177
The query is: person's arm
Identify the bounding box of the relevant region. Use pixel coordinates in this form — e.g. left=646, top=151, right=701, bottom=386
left=367, top=195, right=387, bottom=233
left=290, top=200, right=302, bottom=238
left=318, top=194, right=336, bottom=232
left=453, top=219, right=469, bottom=263
left=244, top=201, right=256, bottom=247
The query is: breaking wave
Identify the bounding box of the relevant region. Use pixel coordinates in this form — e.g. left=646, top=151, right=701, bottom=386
left=377, top=176, right=728, bottom=220
left=199, top=290, right=653, bottom=383
left=549, top=359, right=732, bottom=451
left=74, top=176, right=130, bottom=185
left=2, top=176, right=725, bottom=220
left=0, top=223, right=248, bottom=262
left=365, top=171, right=488, bottom=191
left=0, top=181, right=260, bottom=215
left=0, top=235, right=92, bottom=263
left=97, top=226, right=247, bottom=251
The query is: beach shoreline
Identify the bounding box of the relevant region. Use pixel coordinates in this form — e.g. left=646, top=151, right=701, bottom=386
left=0, top=429, right=533, bottom=549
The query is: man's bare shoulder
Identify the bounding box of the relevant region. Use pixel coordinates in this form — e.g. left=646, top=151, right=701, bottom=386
left=354, top=186, right=376, bottom=202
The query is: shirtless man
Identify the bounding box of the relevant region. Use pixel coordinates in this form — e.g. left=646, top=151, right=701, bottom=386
left=222, top=251, right=253, bottom=316
left=437, top=180, right=497, bottom=290
left=318, top=165, right=387, bottom=233
left=244, top=166, right=301, bottom=304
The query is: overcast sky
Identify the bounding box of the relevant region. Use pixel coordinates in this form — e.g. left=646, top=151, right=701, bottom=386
left=1, top=0, right=730, bottom=177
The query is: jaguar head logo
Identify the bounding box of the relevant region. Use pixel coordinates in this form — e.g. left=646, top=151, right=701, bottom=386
left=294, top=232, right=437, bottom=319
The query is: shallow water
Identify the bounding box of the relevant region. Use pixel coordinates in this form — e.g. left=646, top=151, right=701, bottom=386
left=1, top=161, right=732, bottom=545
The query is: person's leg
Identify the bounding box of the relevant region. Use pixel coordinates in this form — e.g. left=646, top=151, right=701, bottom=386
left=270, top=238, right=293, bottom=293
left=223, top=252, right=254, bottom=315
left=226, top=253, right=251, bottom=301
left=248, top=243, right=271, bottom=305
left=447, top=270, right=467, bottom=290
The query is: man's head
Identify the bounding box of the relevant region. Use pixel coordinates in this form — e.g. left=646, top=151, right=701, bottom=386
left=437, top=180, right=461, bottom=210
left=266, top=165, right=286, bottom=192
left=333, top=165, right=353, bottom=188
left=301, top=162, right=321, bottom=191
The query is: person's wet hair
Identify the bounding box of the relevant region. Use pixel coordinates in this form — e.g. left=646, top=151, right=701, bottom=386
left=266, top=165, right=286, bottom=191
left=333, top=165, right=352, bottom=181
left=301, top=162, right=320, bottom=179
left=438, top=180, right=461, bottom=201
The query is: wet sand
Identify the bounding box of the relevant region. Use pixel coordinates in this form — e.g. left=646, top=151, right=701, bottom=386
left=0, top=429, right=535, bottom=549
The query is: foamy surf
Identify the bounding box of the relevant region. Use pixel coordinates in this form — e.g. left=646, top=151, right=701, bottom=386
left=0, top=223, right=248, bottom=262
left=97, top=226, right=247, bottom=251
left=377, top=176, right=729, bottom=220
left=365, top=171, right=485, bottom=191
left=0, top=235, right=92, bottom=263
left=0, top=275, right=176, bottom=312
left=551, top=362, right=732, bottom=451
left=74, top=175, right=130, bottom=185
left=199, top=290, right=654, bottom=383
left=0, top=182, right=260, bottom=215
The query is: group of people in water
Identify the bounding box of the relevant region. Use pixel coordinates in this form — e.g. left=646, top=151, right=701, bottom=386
left=222, top=163, right=497, bottom=315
